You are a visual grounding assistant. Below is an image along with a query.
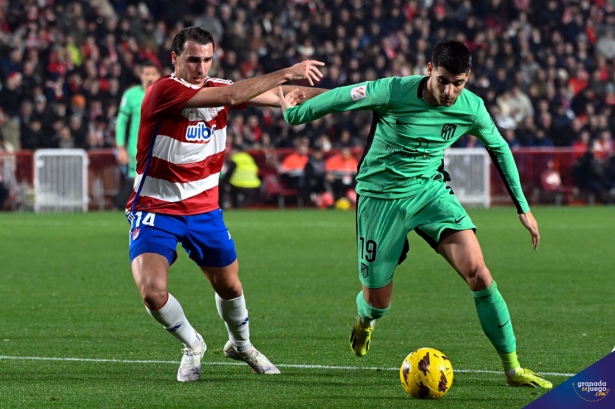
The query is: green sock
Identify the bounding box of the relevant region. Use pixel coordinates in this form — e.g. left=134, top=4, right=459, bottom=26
left=471, top=281, right=519, bottom=372
left=356, top=291, right=390, bottom=320
left=498, top=351, right=521, bottom=374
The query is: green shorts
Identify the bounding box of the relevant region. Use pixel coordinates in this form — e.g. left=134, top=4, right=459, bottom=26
left=356, top=177, right=476, bottom=288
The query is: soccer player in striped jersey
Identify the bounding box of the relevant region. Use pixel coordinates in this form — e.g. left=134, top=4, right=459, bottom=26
left=126, top=26, right=325, bottom=382
left=280, top=40, right=552, bottom=389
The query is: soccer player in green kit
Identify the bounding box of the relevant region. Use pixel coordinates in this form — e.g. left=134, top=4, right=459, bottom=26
left=280, top=41, right=552, bottom=389
left=115, top=61, right=161, bottom=206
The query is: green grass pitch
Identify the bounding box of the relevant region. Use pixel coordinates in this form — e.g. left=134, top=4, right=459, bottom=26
left=0, top=207, right=613, bottom=408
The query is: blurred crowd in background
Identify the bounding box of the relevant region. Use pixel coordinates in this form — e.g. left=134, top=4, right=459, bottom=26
left=1, top=0, right=615, bottom=163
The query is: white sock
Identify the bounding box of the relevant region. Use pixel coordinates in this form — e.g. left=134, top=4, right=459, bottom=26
left=215, top=293, right=251, bottom=353
left=146, top=293, right=199, bottom=347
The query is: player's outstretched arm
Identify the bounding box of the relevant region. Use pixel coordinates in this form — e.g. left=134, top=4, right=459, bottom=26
left=518, top=211, right=540, bottom=250
left=281, top=79, right=391, bottom=125
left=249, top=85, right=328, bottom=107
left=184, top=60, right=324, bottom=109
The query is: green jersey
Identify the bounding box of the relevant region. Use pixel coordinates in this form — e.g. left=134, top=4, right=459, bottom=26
left=116, top=85, right=145, bottom=178
left=284, top=76, right=529, bottom=213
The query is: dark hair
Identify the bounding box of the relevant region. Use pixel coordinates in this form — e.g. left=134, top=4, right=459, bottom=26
left=432, top=40, right=472, bottom=74
left=171, top=26, right=215, bottom=57
left=140, top=60, right=159, bottom=72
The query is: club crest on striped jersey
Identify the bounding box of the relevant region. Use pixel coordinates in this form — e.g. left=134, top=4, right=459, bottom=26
left=186, top=122, right=216, bottom=142
left=351, top=84, right=367, bottom=101
left=184, top=106, right=224, bottom=122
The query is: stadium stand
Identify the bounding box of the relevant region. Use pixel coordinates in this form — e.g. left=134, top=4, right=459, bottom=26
left=1, top=0, right=614, bottom=209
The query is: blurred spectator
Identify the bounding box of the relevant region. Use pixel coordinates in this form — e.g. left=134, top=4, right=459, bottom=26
left=224, top=145, right=262, bottom=209
left=491, top=105, right=516, bottom=130
left=596, top=29, right=615, bottom=60
left=502, top=128, right=521, bottom=149
left=315, top=133, right=333, bottom=153
left=593, top=130, right=614, bottom=158
left=33, top=95, right=54, bottom=135
left=87, top=115, right=110, bottom=149
left=18, top=100, right=34, bottom=137
left=56, top=126, right=74, bottom=149
left=541, top=160, right=562, bottom=192
left=515, top=116, right=539, bottom=146
left=0, top=72, right=23, bottom=117
left=551, top=104, right=575, bottom=146
left=21, top=61, right=41, bottom=100
left=254, top=132, right=279, bottom=168
left=604, top=152, right=615, bottom=195
left=325, top=146, right=358, bottom=201
left=278, top=142, right=309, bottom=190
left=533, top=112, right=555, bottom=147
left=68, top=116, right=88, bottom=149
left=531, top=129, right=555, bottom=148
left=539, top=159, right=565, bottom=204
left=244, top=114, right=263, bottom=144
left=573, top=145, right=609, bottom=204
left=0, top=107, right=19, bottom=151
left=1, top=48, right=23, bottom=80
left=498, top=86, right=534, bottom=124
left=70, top=94, right=87, bottom=119
left=20, top=118, right=44, bottom=150
left=302, top=146, right=334, bottom=208
left=0, top=137, right=9, bottom=208
left=194, top=5, right=223, bottom=43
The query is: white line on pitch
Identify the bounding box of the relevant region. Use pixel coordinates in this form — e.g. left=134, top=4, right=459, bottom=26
left=0, top=355, right=575, bottom=377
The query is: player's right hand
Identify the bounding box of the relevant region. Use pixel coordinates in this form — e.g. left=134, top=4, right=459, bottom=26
left=518, top=211, right=540, bottom=250
left=285, top=60, right=324, bottom=86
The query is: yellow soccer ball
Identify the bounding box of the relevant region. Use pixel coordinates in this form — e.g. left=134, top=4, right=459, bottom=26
left=334, top=197, right=352, bottom=210
left=399, top=347, right=454, bottom=399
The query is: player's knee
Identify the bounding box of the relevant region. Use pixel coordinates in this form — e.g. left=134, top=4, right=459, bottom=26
left=215, top=286, right=242, bottom=300
left=137, top=280, right=168, bottom=309
left=465, top=265, right=492, bottom=291
left=142, top=289, right=168, bottom=310
left=210, top=278, right=243, bottom=300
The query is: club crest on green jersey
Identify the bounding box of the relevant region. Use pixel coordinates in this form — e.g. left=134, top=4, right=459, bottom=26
left=441, top=124, right=457, bottom=141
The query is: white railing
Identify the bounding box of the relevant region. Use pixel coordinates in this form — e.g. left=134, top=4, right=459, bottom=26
left=444, top=148, right=491, bottom=208
left=34, top=149, right=89, bottom=212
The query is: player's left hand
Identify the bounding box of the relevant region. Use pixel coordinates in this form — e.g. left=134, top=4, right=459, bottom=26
left=518, top=211, right=540, bottom=250
left=278, top=87, right=305, bottom=114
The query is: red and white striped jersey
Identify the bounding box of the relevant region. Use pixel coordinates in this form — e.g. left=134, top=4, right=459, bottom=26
left=126, top=74, right=246, bottom=215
